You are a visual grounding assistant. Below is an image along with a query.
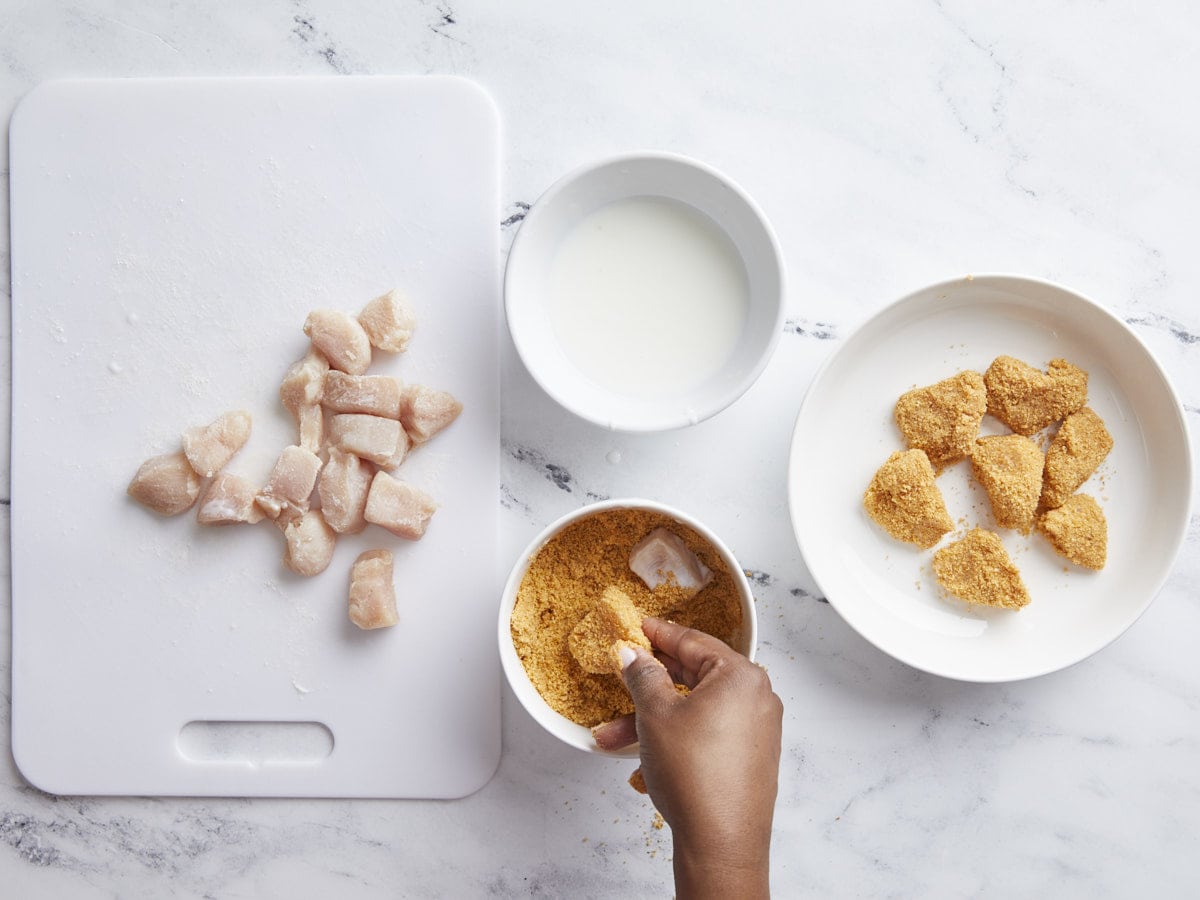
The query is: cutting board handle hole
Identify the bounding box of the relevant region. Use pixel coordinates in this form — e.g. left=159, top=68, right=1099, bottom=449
left=177, top=720, right=334, bottom=765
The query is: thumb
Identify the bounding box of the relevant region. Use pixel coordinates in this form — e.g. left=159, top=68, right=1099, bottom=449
left=619, top=645, right=676, bottom=713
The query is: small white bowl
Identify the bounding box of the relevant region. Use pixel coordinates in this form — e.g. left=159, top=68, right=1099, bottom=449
left=505, top=152, right=785, bottom=432
left=499, top=498, right=757, bottom=756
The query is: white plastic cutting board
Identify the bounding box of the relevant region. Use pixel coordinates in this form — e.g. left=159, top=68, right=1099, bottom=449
left=9, top=77, right=501, bottom=797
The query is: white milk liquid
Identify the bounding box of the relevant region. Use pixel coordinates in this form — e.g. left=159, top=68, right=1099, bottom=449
left=548, top=196, right=749, bottom=397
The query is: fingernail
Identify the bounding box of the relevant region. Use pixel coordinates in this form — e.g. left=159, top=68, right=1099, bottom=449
left=618, top=644, right=638, bottom=670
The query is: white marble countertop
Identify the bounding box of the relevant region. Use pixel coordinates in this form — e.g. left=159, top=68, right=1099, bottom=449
left=2, top=2, right=1198, bottom=897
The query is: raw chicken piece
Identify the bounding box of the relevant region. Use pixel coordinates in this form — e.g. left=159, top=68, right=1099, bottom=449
left=303, top=309, right=372, bottom=375
left=282, top=510, right=337, bottom=576
left=327, top=413, right=409, bottom=469
left=323, top=372, right=403, bottom=419
left=348, top=549, right=398, bottom=629
left=182, top=410, right=252, bottom=478
left=127, top=451, right=201, bottom=516
left=400, top=384, right=463, bottom=444
left=297, top=403, right=324, bottom=454
left=256, top=445, right=322, bottom=520
left=358, top=289, right=416, bottom=353
left=317, top=447, right=374, bottom=534
left=280, top=350, right=329, bottom=451
left=364, top=472, right=437, bottom=540
left=629, top=527, right=713, bottom=594
left=280, top=349, right=329, bottom=416
left=196, top=472, right=265, bottom=525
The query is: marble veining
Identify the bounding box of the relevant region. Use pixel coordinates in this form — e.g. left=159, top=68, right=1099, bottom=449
left=2, top=1, right=1199, bottom=897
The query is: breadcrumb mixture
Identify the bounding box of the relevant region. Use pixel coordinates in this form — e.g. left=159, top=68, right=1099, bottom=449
left=511, top=509, right=743, bottom=727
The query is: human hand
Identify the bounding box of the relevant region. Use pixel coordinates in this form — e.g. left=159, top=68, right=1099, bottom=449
left=593, top=616, right=783, bottom=899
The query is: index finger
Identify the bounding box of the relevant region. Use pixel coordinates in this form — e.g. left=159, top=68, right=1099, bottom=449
left=642, top=616, right=744, bottom=682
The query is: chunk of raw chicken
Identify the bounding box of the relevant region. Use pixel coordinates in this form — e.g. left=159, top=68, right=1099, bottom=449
left=323, top=372, right=403, bottom=419
left=358, top=289, right=416, bottom=353
left=317, top=448, right=374, bottom=534
left=127, top=451, right=201, bottom=516
left=327, top=413, right=409, bottom=469
left=196, top=472, right=265, bottom=526
left=303, top=309, right=372, bottom=375
left=348, top=549, right=398, bottom=629
left=282, top=510, right=337, bottom=577
left=297, top=404, right=324, bottom=453
left=629, top=527, right=713, bottom=598
left=182, top=410, right=252, bottom=478
left=400, top=384, right=463, bottom=444
left=280, top=350, right=328, bottom=452
left=256, top=445, right=322, bottom=521
left=364, top=472, right=437, bottom=540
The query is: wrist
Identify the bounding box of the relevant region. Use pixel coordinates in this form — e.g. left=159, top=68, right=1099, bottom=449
left=671, top=829, right=770, bottom=900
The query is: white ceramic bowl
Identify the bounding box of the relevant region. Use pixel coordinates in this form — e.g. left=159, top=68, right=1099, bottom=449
left=504, top=152, right=785, bottom=432
left=499, top=499, right=758, bottom=756
left=788, top=274, right=1193, bottom=682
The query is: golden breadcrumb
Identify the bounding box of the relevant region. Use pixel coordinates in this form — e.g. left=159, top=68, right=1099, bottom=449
left=1041, top=407, right=1114, bottom=508
left=629, top=768, right=648, bottom=795
left=893, top=370, right=988, bottom=471
left=510, top=509, right=742, bottom=727
left=932, top=528, right=1031, bottom=610
left=970, top=434, right=1044, bottom=534
left=863, top=450, right=954, bottom=549
left=1037, top=493, right=1107, bottom=569
left=983, top=356, right=1088, bottom=435
left=568, top=586, right=653, bottom=675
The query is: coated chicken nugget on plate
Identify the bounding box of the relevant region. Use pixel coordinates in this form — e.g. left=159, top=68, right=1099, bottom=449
left=893, top=370, right=987, bottom=471
left=1037, top=494, right=1107, bottom=570
left=1041, top=407, right=1113, bottom=509
left=983, top=356, right=1087, bottom=436
left=863, top=450, right=954, bottom=549
left=933, top=528, right=1031, bottom=610
left=970, top=434, right=1044, bottom=534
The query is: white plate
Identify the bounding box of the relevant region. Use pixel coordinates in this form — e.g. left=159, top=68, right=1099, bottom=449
left=788, top=274, right=1192, bottom=682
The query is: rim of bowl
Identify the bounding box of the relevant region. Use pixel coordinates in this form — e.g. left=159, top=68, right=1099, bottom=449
left=787, top=271, right=1194, bottom=682
left=503, top=150, right=786, bottom=433
left=499, top=497, right=759, bottom=755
